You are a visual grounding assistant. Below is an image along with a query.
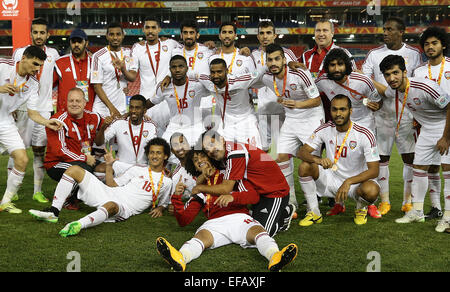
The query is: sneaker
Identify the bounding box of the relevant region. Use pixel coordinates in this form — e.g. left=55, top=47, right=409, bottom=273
left=63, top=200, right=80, bottom=211
left=435, top=218, right=450, bottom=233
left=395, top=210, right=425, bottom=224
left=59, top=221, right=82, bottom=237
left=425, top=207, right=443, bottom=220
left=326, top=203, right=345, bottom=216
left=280, top=203, right=296, bottom=232
left=299, top=211, right=323, bottom=227
left=156, top=237, right=186, bottom=272
left=11, top=194, right=19, bottom=202
left=0, top=202, right=22, bottom=214
left=29, top=209, right=58, bottom=223
left=401, top=203, right=413, bottom=213
left=32, top=192, right=49, bottom=203
left=368, top=204, right=382, bottom=218
left=377, top=202, right=391, bottom=215
left=327, top=197, right=335, bottom=207
left=268, top=243, right=298, bottom=272
left=354, top=208, right=368, bottom=225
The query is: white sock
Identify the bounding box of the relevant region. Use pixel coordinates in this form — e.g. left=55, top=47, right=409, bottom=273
left=443, top=171, right=450, bottom=213
left=299, top=176, right=320, bottom=215
left=255, top=232, right=279, bottom=261
left=403, top=163, right=413, bottom=205
left=7, top=156, right=14, bottom=176
left=179, top=238, right=204, bottom=264
left=278, top=160, right=297, bottom=207
left=52, top=174, right=77, bottom=211
left=355, top=195, right=370, bottom=210
left=378, top=162, right=390, bottom=203
left=411, top=169, right=428, bottom=212
left=33, top=154, right=45, bottom=194
left=78, top=207, right=109, bottom=229
left=94, top=172, right=106, bottom=183
left=1, top=168, right=25, bottom=204
left=428, top=173, right=442, bottom=210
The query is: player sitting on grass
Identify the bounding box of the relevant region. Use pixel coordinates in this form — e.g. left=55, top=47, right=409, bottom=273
left=28, top=137, right=172, bottom=237
left=156, top=149, right=298, bottom=272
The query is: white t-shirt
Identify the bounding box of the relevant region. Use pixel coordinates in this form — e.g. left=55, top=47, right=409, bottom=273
left=413, top=57, right=450, bottom=95
left=104, top=117, right=157, bottom=165
left=171, top=164, right=196, bottom=200
left=207, top=48, right=256, bottom=76
left=172, top=43, right=214, bottom=77
left=307, top=121, right=380, bottom=180
left=13, top=45, right=59, bottom=112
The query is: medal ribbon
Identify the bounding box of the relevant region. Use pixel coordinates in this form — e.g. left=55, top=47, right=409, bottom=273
left=183, top=44, right=198, bottom=70
left=206, top=170, right=220, bottom=217
left=146, top=41, right=161, bottom=79
left=221, top=48, right=237, bottom=74
left=173, top=78, right=189, bottom=114
left=334, top=121, right=353, bottom=167
left=129, top=120, right=144, bottom=163
left=12, top=62, right=30, bottom=96
left=428, top=57, right=445, bottom=85
left=149, top=167, right=165, bottom=209
left=108, top=46, right=124, bottom=88
left=395, top=79, right=410, bottom=135
left=335, top=79, right=367, bottom=101
left=214, top=82, right=230, bottom=128
left=273, top=65, right=287, bottom=97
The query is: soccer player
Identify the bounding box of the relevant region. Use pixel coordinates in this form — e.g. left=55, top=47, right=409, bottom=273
left=94, top=94, right=157, bottom=176
left=29, top=137, right=173, bottom=237
left=156, top=149, right=297, bottom=272
left=193, top=130, right=294, bottom=237
left=260, top=44, right=324, bottom=214
left=377, top=55, right=450, bottom=232
left=54, top=28, right=95, bottom=113
left=362, top=17, right=423, bottom=215
left=297, top=94, right=380, bottom=226
left=413, top=26, right=449, bottom=219
left=91, top=22, right=136, bottom=118
left=10, top=17, right=60, bottom=204
left=0, top=46, right=62, bottom=214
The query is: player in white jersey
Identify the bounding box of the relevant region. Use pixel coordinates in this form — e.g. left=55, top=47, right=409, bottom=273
left=94, top=95, right=157, bottom=176
left=260, top=44, right=324, bottom=211
left=362, top=17, right=423, bottom=216
left=413, top=27, right=450, bottom=220
left=0, top=46, right=62, bottom=214
left=377, top=55, right=450, bottom=232
left=297, top=94, right=380, bottom=226
left=10, top=18, right=60, bottom=204
left=198, top=58, right=264, bottom=149
left=90, top=22, right=136, bottom=118
left=29, top=137, right=173, bottom=237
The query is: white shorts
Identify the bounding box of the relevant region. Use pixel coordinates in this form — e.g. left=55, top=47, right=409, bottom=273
left=217, top=114, right=262, bottom=149
left=0, top=122, right=26, bottom=154
left=258, top=112, right=285, bottom=151
left=375, top=115, right=416, bottom=156
left=196, top=213, right=263, bottom=249
left=77, top=171, right=134, bottom=222
left=277, top=115, right=323, bottom=155
left=414, top=128, right=450, bottom=165
left=316, top=165, right=379, bottom=201
left=15, top=110, right=51, bottom=147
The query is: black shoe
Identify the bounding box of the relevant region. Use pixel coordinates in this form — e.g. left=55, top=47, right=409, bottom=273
left=425, top=207, right=443, bottom=220
left=327, top=198, right=335, bottom=208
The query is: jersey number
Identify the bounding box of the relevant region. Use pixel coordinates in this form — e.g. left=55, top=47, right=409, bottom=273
left=335, top=146, right=347, bottom=158
left=142, top=181, right=152, bottom=192
left=189, top=57, right=194, bottom=68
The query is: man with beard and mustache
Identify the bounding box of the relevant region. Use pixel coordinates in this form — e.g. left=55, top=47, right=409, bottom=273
left=9, top=18, right=60, bottom=205
left=362, top=17, right=422, bottom=216
left=54, top=29, right=94, bottom=113
left=297, top=94, right=381, bottom=226
left=412, top=26, right=450, bottom=221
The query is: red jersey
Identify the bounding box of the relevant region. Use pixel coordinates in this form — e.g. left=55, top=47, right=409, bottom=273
left=171, top=170, right=259, bottom=227
left=44, top=110, right=103, bottom=170
left=54, top=53, right=95, bottom=113
left=224, top=142, right=289, bottom=199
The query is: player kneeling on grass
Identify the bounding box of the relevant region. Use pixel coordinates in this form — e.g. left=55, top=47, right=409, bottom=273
left=297, top=94, right=380, bottom=226
left=156, top=149, right=297, bottom=272
left=29, top=137, right=172, bottom=237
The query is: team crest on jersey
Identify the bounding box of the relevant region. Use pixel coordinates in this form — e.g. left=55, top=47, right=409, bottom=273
left=143, top=130, right=149, bottom=138
left=89, top=124, right=94, bottom=130
left=22, top=85, right=29, bottom=93
left=413, top=98, right=421, bottom=105
left=236, top=60, right=243, bottom=67
left=445, top=71, right=450, bottom=80
left=329, top=139, right=334, bottom=145
left=290, top=84, right=297, bottom=91
left=349, top=140, right=357, bottom=150
left=189, top=90, right=195, bottom=98
left=198, top=52, right=204, bottom=60
left=162, top=45, right=168, bottom=52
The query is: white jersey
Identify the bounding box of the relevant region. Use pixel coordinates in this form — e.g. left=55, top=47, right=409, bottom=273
left=384, top=77, right=450, bottom=132
left=171, top=164, right=196, bottom=200
left=90, top=46, right=135, bottom=116
left=172, top=43, right=213, bottom=77
left=104, top=117, right=157, bottom=165
left=130, top=39, right=180, bottom=100
left=208, top=48, right=256, bottom=76
left=113, top=166, right=172, bottom=211
left=262, top=68, right=323, bottom=120
left=151, top=78, right=210, bottom=126
left=252, top=47, right=297, bottom=114
left=307, top=121, right=380, bottom=180
left=0, top=59, right=40, bottom=126
left=413, top=57, right=450, bottom=95
left=13, top=45, right=59, bottom=112
left=315, top=72, right=381, bottom=127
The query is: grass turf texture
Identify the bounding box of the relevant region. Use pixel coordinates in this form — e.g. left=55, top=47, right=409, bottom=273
left=0, top=148, right=448, bottom=272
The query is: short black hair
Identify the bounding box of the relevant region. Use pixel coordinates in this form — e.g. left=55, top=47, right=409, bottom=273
left=184, top=148, right=224, bottom=178
left=170, top=54, right=187, bottom=65
left=180, top=20, right=198, bottom=33
left=219, top=22, right=237, bottom=34
left=106, top=22, right=123, bottom=34
left=323, top=48, right=353, bottom=76
left=129, top=94, right=147, bottom=107
left=23, top=45, right=47, bottom=61
left=266, top=43, right=285, bottom=57
left=31, top=18, right=48, bottom=31
left=379, top=54, right=406, bottom=74
left=144, top=17, right=161, bottom=27
left=331, top=94, right=352, bottom=109
left=385, top=17, right=406, bottom=32
left=258, top=21, right=276, bottom=34
left=144, top=137, right=171, bottom=161
left=209, top=58, right=227, bottom=69
left=420, top=26, right=449, bottom=56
